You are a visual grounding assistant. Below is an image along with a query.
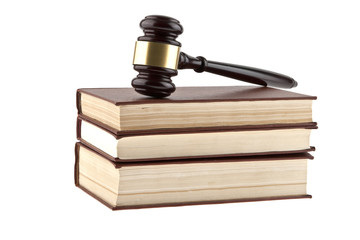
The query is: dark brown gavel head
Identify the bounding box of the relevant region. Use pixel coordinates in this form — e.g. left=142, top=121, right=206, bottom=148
left=132, top=15, right=298, bottom=98
left=132, top=15, right=183, bottom=98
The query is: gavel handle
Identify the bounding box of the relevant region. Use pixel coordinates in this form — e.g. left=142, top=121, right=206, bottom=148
left=178, top=52, right=297, bottom=88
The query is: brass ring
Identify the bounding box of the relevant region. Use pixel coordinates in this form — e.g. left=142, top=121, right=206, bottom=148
left=133, top=41, right=181, bottom=70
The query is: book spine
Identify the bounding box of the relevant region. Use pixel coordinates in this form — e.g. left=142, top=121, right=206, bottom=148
left=74, top=143, right=80, bottom=187
left=76, top=90, right=82, bottom=115
left=76, top=117, right=82, bottom=140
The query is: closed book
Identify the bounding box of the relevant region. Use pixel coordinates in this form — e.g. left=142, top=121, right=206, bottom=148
left=77, top=117, right=316, bottom=162
left=75, top=142, right=312, bottom=210
left=77, top=86, right=316, bottom=135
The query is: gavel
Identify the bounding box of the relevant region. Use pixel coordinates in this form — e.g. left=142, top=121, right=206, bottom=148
left=132, top=15, right=297, bottom=98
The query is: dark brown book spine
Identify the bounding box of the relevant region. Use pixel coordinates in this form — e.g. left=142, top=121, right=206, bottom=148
left=74, top=143, right=80, bottom=187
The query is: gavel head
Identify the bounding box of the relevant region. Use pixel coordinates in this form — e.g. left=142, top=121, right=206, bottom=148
left=132, top=15, right=183, bottom=98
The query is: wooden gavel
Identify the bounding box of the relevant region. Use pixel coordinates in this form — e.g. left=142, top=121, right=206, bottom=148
left=132, top=15, right=297, bottom=98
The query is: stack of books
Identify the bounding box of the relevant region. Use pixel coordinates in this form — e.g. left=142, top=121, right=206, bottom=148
left=75, top=86, right=317, bottom=210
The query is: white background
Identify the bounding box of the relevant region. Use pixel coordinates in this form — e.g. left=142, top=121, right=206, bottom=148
left=1, top=0, right=359, bottom=239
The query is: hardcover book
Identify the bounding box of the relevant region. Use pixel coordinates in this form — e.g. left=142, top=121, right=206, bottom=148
left=77, top=117, right=316, bottom=162
left=75, top=142, right=312, bottom=210
left=77, top=86, right=316, bottom=134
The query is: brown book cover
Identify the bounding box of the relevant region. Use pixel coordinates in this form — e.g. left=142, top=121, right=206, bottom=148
left=75, top=142, right=313, bottom=210
left=77, top=86, right=317, bottom=106
left=77, top=86, right=317, bottom=135
left=77, top=117, right=316, bottom=162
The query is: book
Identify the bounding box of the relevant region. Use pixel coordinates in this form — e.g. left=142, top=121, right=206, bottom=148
left=75, top=142, right=312, bottom=210
left=77, top=117, right=316, bottom=162
left=77, top=86, right=316, bottom=134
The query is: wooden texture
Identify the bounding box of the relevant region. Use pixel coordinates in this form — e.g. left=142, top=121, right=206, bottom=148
left=132, top=15, right=183, bottom=97
left=132, top=15, right=298, bottom=98
left=178, top=53, right=298, bottom=88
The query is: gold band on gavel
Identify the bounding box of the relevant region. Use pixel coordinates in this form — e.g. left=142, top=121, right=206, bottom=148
left=133, top=41, right=181, bottom=70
